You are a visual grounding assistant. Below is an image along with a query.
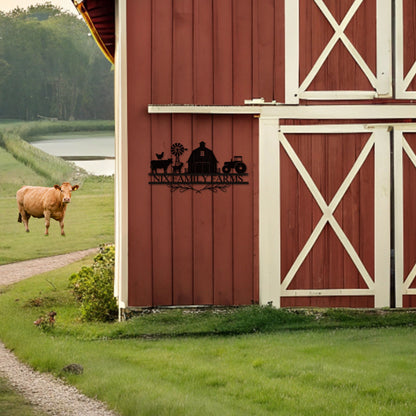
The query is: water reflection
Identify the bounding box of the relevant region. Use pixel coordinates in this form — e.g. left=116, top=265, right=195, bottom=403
left=31, top=131, right=115, bottom=176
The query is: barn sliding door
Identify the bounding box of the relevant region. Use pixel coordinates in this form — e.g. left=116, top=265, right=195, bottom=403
left=285, top=0, right=392, bottom=103
left=260, top=122, right=391, bottom=308
left=394, top=126, right=416, bottom=307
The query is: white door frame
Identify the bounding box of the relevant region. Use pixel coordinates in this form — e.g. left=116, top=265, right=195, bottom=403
left=114, top=0, right=129, bottom=315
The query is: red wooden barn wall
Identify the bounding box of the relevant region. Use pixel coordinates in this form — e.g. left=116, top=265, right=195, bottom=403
left=125, top=0, right=286, bottom=306
left=122, top=0, right=416, bottom=308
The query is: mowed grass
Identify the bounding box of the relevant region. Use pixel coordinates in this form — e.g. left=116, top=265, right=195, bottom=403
left=0, top=262, right=416, bottom=416
left=53, top=329, right=416, bottom=416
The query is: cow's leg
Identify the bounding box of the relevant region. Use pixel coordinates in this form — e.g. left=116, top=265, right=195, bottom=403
left=44, top=211, right=51, bottom=236
left=18, top=206, right=30, bottom=232
left=59, top=219, right=65, bottom=236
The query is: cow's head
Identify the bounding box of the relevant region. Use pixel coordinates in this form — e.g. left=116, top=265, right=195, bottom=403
left=54, top=182, right=79, bottom=204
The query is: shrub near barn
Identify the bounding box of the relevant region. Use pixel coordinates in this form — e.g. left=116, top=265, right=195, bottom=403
left=69, top=245, right=117, bottom=322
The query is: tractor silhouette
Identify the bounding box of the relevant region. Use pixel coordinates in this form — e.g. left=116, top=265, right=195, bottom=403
left=222, top=156, right=247, bottom=174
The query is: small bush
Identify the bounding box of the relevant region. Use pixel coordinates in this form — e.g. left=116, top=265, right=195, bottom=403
left=33, top=311, right=56, bottom=332
left=69, top=245, right=117, bottom=322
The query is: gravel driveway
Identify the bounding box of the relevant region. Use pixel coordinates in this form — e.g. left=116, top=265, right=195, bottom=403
left=0, top=249, right=120, bottom=416
left=0, top=248, right=99, bottom=286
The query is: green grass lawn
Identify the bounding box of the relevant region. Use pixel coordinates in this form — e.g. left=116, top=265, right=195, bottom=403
left=0, top=260, right=415, bottom=416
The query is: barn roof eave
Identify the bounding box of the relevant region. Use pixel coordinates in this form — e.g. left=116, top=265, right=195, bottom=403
left=71, top=0, right=115, bottom=65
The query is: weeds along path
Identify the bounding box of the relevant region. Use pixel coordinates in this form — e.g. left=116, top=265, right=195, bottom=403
left=0, top=247, right=119, bottom=416
left=0, top=248, right=98, bottom=286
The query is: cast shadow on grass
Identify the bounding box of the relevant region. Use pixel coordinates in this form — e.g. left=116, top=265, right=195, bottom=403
left=54, top=305, right=416, bottom=341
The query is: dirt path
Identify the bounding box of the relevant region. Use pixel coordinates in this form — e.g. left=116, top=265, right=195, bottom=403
left=0, top=248, right=99, bottom=286
left=0, top=249, right=120, bottom=416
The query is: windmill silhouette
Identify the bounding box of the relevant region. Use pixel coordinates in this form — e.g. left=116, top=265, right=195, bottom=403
left=171, top=142, right=187, bottom=173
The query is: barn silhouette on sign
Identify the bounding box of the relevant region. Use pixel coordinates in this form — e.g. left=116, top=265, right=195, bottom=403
left=187, top=141, right=218, bottom=174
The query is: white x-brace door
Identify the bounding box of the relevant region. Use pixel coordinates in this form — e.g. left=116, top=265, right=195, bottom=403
left=394, top=126, right=416, bottom=307
left=285, top=0, right=392, bottom=103
left=259, top=119, right=391, bottom=308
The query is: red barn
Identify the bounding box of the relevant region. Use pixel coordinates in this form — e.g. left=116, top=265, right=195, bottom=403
left=73, top=0, right=416, bottom=311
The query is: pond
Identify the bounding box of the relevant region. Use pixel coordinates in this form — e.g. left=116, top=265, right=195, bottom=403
left=31, top=131, right=115, bottom=176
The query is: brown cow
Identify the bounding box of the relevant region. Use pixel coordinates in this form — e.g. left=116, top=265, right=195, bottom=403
left=16, top=182, right=79, bottom=236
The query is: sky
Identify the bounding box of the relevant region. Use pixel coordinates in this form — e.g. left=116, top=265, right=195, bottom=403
left=0, top=0, right=77, bottom=14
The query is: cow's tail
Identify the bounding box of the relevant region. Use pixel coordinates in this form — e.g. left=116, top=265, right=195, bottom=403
left=18, top=212, right=22, bottom=223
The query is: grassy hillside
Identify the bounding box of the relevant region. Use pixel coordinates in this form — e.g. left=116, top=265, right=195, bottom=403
left=1, top=132, right=81, bottom=185
left=6, top=120, right=115, bottom=141
left=0, top=146, right=48, bottom=196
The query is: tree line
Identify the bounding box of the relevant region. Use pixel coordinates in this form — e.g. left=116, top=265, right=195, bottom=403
left=0, top=4, right=114, bottom=121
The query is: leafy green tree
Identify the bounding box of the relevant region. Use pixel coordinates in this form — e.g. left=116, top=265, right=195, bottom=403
left=0, top=59, right=11, bottom=88
left=0, top=4, right=113, bottom=121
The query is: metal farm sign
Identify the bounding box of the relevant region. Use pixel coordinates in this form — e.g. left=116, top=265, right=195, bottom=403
left=149, top=141, right=248, bottom=192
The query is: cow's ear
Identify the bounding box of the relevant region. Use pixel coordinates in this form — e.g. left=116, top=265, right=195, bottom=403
left=72, top=185, right=79, bottom=191
left=54, top=185, right=61, bottom=190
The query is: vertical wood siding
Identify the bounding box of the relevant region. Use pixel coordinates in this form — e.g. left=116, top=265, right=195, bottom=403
left=126, top=0, right=153, bottom=306
left=126, top=0, right=270, bottom=306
